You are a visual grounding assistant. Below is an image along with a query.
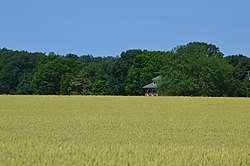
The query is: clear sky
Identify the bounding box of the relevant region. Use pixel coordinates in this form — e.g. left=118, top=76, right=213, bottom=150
left=1, top=0, right=249, bottom=56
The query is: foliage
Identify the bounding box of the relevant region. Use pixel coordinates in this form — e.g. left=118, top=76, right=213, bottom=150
left=0, top=44, right=249, bottom=96
left=225, top=55, right=250, bottom=96
left=31, top=54, right=80, bottom=95
left=68, top=70, right=92, bottom=95
left=0, top=48, right=44, bottom=94
left=91, top=80, right=112, bottom=95
left=158, top=42, right=236, bottom=96
left=125, top=51, right=168, bottom=95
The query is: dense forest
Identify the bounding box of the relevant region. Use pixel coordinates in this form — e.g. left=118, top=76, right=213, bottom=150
left=0, top=42, right=249, bottom=97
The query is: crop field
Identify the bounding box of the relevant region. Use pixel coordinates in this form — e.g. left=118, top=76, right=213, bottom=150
left=0, top=96, right=249, bottom=165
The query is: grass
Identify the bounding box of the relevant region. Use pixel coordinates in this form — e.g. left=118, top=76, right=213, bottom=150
left=0, top=95, right=249, bottom=165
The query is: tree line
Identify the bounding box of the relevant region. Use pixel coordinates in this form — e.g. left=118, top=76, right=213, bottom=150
left=0, top=42, right=249, bottom=97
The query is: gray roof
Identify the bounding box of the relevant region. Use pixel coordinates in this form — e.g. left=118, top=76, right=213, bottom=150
left=152, top=76, right=161, bottom=82
left=142, top=82, right=157, bottom=89
left=142, top=76, right=161, bottom=89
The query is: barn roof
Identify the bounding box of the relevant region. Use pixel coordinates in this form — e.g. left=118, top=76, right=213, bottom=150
left=142, top=76, right=161, bottom=89
left=152, top=76, right=161, bottom=82
left=142, top=82, right=157, bottom=89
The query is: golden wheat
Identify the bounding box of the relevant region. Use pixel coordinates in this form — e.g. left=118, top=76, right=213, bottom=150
left=0, top=96, right=249, bottom=165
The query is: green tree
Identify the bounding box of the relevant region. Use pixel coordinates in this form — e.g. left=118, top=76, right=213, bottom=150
left=158, top=42, right=234, bottom=96
left=16, top=72, right=34, bottom=94
left=31, top=54, right=79, bottom=95
left=91, top=80, right=112, bottom=95
left=125, top=51, right=167, bottom=95
left=68, top=70, right=92, bottom=95
left=225, top=54, right=250, bottom=96
left=0, top=48, right=44, bottom=94
left=117, top=49, right=146, bottom=95
left=82, top=56, right=119, bottom=95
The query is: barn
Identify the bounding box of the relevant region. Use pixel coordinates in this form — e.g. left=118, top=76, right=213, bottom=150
left=142, top=76, right=161, bottom=96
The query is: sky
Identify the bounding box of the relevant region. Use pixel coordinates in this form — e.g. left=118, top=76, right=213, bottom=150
left=0, top=0, right=250, bottom=57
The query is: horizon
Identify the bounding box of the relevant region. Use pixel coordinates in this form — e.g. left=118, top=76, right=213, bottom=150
left=1, top=41, right=248, bottom=57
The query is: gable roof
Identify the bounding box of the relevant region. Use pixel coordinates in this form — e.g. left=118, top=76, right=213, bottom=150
left=142, top=82, right=157, bottom=89
left=142, top=76, right=161, bottom=89
left=152, top=76, right=161, bottom=82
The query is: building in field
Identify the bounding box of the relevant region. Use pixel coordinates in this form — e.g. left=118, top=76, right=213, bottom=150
left=142, top=76, right=161, bottom=96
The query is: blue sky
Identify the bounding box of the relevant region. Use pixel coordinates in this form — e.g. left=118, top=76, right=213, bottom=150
left=1, top=0, right=249, bottom=56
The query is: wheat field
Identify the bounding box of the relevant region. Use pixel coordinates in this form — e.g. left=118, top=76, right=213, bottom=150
left=0, top=95, right=249, bottom=165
